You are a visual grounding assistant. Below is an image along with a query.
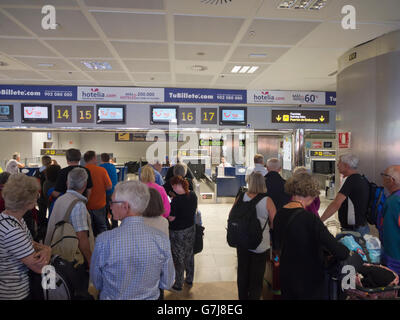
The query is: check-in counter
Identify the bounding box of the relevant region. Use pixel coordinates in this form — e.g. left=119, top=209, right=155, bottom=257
left=215, top=166, right=247, bottom=197
left=20, top=167, right=39, bottom=176
left=115, top=166, right=127, bottom=182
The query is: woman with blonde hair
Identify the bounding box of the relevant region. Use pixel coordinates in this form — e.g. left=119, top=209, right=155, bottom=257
left=0, top=174, right=51, bottom=300
left=273, top=172, right=349, bottom=300
left=140, top=164, right=170, bottom=218
left=235, top=171, right=276, bottom=300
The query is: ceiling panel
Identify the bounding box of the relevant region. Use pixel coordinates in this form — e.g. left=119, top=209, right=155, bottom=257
left=86, top=72, right=130, bottom=81
left=0, top=11, right=31, bottom=37
left=174, top=60, right=222, bottom=75
left=230, top=45, right=290, bottom=63
left=13, top=57, right=72, bottom=71
left=0, top=70, right=48, bottom=80
left=39, top=70, right=90, bottom=81
left=124, top=60, right=170, bottom=73
left=299, top=21, right=400, bottom=49
left=222, top=63, right=270, bottom=75
left=175, top=43, right=230, bottom=61
left=215, top=74, right=257, bottom=85
left=45, top=39, right=113, bottom=58
left=5, top=8, right=99, bottom=38
left=242, top=19, right=321, bottom=45
left=0, top=38, right=57, bottom=56
left=92, top=12, right=167, bottom=40
left=84, top=0, right=164, bottom=10
left=111, top=41, right=169, bottom=59
left=133, top=73, right=171, bottom=82
left=176, top=74, right=214, bottom=83
left=0, top=0, right=75, bottom=6
left=175, top=15, right=244, bottom=43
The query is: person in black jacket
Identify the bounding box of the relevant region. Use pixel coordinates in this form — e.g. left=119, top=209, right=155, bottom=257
left=163, top=163, right=194, bottom=197
left=273, top=172, right=349, bottom=300
left=265, top=158, right=291, bottom=211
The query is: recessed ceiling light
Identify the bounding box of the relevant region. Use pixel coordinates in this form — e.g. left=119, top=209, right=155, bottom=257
left=247, top=66, right=259, bottom=74
left=249, top=53, right=267, bottom=58
left=81, top=61, right=112, bottom=70
left=191, top=65, right=207, bottom=71
left=37, top=63, right=54, bottom=68
left=231, top=66, right=241, bottom=73
left=278, top=0, right=296, bottom=9
left=200, top=0, right=232, bottom=5
left=278, top=0, right=329, bottom=10
left=239, top=66, right=250, bottom=73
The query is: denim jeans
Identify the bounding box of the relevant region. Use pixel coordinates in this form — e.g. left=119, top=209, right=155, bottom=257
left=89, top=207, right=108, bottom=237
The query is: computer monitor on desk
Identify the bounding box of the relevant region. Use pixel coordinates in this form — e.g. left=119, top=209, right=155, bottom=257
left=187, top=162, right=205, bottom=180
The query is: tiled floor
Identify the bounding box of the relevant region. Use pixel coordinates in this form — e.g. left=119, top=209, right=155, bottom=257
left=165, top=191, right=342, bottom=300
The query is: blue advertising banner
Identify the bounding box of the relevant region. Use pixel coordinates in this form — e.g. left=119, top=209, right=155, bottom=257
left=0, top=85, right=77, bottom=101
left=165, top=88, right=247, bottom=104
left=325, top=91, right=336, bottom=105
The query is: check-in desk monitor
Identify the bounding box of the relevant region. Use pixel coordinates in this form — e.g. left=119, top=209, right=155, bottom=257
left=21, top=104, right=52, bottom=123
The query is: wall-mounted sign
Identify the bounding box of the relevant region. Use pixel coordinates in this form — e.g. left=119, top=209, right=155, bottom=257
left=78, top=86, right=164, bottom=102
left=165, top=88, right=246, bottom=104
left=201, top=108, right=218, bottom=125
left=54, top=105, right=72, bottom=123
left=312, top=141, right=323, bottom=149
left=0, top=85, right=76, bottom=101
left=199, top=139, right=223, bottom=147
left=248, top=90, right=328, bottom=105
left=77, top=105, right=94, bottom=123
left=178, top=108, right=196, bottom=125
left=40, top=149, right=67, bottom=156
left=338, top=132, right=351, bottom=148
left=324, top=141, right=333, bottom=148
left=272, top=110, right=329, bottom=124
left=310, top=150, right=336, bottom=157
left=0, top=104, right=13, bottom=122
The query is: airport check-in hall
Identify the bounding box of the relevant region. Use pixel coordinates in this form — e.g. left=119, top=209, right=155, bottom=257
left=0, top=0, right=400, bottom=303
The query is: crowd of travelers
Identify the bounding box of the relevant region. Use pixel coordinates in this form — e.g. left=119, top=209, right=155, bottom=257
left=0, top=149, right=399, bottom=300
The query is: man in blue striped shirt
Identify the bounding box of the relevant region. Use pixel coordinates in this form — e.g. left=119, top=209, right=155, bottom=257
left=90, top=180, right=175, bottom=300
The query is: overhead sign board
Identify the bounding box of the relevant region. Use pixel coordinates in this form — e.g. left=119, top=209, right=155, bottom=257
left=248, top=90, right=328, bottom=105
left=0, top=85, right=76, bottom=101
left=78, top=86, right=164, bottom=102
left=310, top=150, right=336, bottom=157
left=272, top=110, right=329, bottom=124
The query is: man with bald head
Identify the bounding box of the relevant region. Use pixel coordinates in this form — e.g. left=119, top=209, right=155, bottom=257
left=381, top=165, right=400, bottom=275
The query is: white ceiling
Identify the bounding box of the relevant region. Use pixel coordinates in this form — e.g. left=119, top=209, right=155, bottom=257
left=0, top=0, right=399, bottom=91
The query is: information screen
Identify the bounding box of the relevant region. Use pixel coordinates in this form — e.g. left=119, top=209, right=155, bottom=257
left=0, top=105, right=13, bottom=122
left=96, top=105, right=126, bottom=124
left=150, top=106, right=178, bottom=124
left=219, top=107, right=247, bottom=125
left=21, top=104, right=51, bottom=123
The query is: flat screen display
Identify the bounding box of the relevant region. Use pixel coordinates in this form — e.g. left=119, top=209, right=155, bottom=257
left=0, top=105, right=13, bottom=122
left=21, top=104, right=51, bottom=123
left=96, top=105, right=126, bottom=124
left=150, top=106, right=178, bottom=124
left=313, top=160, right=335, bottom=175
left=219, top=107, right=247, bottom=125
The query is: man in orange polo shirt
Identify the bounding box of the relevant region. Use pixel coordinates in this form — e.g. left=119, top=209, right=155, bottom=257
left=84, top=151, right=112, bottom=237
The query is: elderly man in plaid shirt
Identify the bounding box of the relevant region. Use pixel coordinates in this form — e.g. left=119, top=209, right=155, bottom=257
left=90, top=180, right=175, bottom=300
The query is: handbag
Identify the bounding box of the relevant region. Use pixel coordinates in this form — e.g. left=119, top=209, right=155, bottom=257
left=193, top=211, right=204, bottom=254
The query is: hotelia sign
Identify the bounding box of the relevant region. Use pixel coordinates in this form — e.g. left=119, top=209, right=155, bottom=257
left=0, top=85, right=336, bottom=106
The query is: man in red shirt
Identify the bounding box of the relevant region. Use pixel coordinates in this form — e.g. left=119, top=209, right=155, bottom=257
left=84, top=151, right=112, bottom=237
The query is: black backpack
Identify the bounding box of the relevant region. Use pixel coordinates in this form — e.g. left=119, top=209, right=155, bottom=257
left=226, top=192, right=268, bottom=250
left=362, top=175, right=386, bottom=226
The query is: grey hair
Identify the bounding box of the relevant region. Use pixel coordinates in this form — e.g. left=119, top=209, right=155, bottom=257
left=173, top=163, right=187, bottom=177
left=12, top=152, right=20, bottom=160
left=266, top=158, right=281, bottom=171
left=67, top=167, right=88, bottom=191
left=293, top=166, right=309, bottom=175
left=114, top=180, right=150, bottom=214
left=340, top=153, right=359, bottom=170
left=387, top=166, right=400, bottom=186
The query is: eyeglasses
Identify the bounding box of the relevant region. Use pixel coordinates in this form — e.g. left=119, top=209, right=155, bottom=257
left=110, top=200, right=125, bottom=206
left=381, top=172, right=395, bottom=181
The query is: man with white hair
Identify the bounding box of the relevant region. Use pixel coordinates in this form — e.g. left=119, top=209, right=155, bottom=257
left=381, top=165, right=400, bottom=275
left=90, top=180, right=175, bottom=300
left=45, top=167, right=94, bottom=268
left=245, top=154, right=268, bottom=182
left=321, top=153, right=370, bottom=236
left=264, top=158, right=290, bottom=211
left=5, top=152, right=25, bottom=174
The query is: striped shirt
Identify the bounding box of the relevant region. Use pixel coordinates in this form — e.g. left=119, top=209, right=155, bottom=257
left=90, top=216, right=175, bottom=300
left=0, top=212, right=34, bottom=300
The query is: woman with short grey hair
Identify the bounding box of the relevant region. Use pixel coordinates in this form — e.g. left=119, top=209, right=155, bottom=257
left=273, top=172, right=349, bottom=299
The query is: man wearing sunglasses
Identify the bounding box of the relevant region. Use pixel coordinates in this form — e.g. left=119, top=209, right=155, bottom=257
left=381, top=166, right=400, bottom=275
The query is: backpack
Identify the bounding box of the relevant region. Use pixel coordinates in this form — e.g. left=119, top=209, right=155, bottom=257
left=226, top=192, right=268, bottom=250
left=30, top=255, right=93, bottom=300
left=363, top=176, right=386, bottom=231
left=49, top=199, right=86, bottom=266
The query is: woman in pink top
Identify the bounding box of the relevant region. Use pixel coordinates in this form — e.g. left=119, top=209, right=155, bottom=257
left=140, top=165, right=171, bottom=218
